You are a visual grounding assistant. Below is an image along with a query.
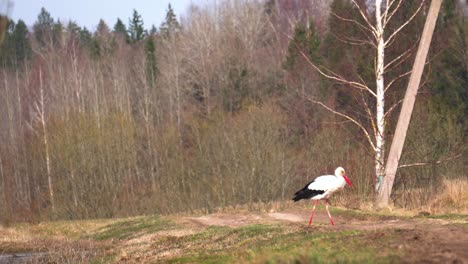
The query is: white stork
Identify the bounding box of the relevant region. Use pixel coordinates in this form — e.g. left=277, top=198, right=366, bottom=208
left=292, top=167, right=352, bottom=226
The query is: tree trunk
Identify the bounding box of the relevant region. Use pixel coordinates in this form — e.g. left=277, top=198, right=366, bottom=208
left=377, top=0, right=443, bottom=208
left=0, top=153, right=8, bottom=216
left=375, top=0, right=386, bottom=191
left=39, top=69, right=55, bottom=212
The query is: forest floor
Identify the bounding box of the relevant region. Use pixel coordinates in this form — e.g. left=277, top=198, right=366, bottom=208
left=0, top=203, right=467, bottom=263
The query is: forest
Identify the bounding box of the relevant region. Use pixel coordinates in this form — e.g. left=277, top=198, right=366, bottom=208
left=0, top=0, right=466, bottom=223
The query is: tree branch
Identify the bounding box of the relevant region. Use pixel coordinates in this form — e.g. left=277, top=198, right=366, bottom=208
left=359, top=90, right=378, bottom=139
left=384, top=70, right=412, bottom=92
left=384, top=99, right=403, bottom=118
left=332, top=32, right=376, bottom=47
left=382, top=0, right=404, bottom=28
left=351, top=0, right=377, bottom=34
left=292, top=43, right=377, bottom=97
left=330, top=11, right=376, bottom=38
left=304, top=95, right=377, bottom=151
left=384, top=40, right=418, bottom=72
left=385, top=1, right=425, bottom=46
left=398, top=154, right=462, bottom=169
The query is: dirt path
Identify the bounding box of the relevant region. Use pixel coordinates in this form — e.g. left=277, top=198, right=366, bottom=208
left=187, top=209, right=468, bottom=263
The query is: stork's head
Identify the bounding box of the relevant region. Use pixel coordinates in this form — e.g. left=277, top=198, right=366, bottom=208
left=335, top=167, right=352, bottom=187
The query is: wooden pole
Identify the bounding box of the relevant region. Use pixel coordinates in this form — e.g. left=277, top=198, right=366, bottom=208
left=377, top=0, right=443, bottom=208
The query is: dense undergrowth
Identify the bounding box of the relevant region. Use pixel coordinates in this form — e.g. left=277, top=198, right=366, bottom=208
left=0, top=0, right=466, bottom=223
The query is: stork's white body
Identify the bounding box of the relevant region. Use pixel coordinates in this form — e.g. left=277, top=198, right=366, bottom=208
left=307, top=175, right=348, bottom=200
left=292, top=167, right=352, bottom=227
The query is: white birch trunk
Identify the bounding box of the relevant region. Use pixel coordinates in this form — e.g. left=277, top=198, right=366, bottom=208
left=37, top=69, right=55, bottom=212
left=375, top=0, right=386, bottom=191
left=70, top=169, right=78, bottom=207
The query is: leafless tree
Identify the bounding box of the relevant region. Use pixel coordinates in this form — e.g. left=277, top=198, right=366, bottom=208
left=32, top=68, right=55, bottom=212
left=292, top=0, right=425, bottom=201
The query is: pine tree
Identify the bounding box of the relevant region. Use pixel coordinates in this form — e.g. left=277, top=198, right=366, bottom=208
left=33, top=7, right=54, bottom=47
left=96, top=19, right=110, bottom=35
left=321, top=0, right=371, bottom=106
left=95, top=19, right=113, bottom=55
left=67, top=21, right=81, bottom=37
left=128, top=9, right=145, bottom=43
left=145, top=37, right=158, bottom=87
left=12, top=19, right=31, bottom=64
left=80, top=27, right=100, bottom=57
left=307, top=21, right=321, bottom=63
left=284, top=22, right=307, bottom=70
left=79, top=26, right=92, bottom=47
left=160, top=4, right=180, bottom=37
left=284, top=20, right=321, bottom=72
left=428, top=0, right=467, bottom=129
left=0, top=18, right=32, bottom=66
left=113, top=18, right=129, bottom=43
left=149, top=25, right=158, bottom=36
left=52, top=19, right=64, bottom=47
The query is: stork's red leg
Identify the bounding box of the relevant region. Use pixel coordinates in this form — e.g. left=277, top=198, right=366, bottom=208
left=325, top=200, right=335, bottom=226
left=308, top=200, right=319, bottom=227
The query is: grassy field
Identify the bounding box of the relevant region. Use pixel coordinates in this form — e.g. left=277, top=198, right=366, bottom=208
left=0, top=204, right=467, bottom=263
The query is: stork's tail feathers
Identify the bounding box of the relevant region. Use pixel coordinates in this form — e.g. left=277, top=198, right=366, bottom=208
left=292, top=188, right=311, bottom=202
left=292, top=195, right=302, bottom=202
left=292, top=183, right=325, bottom=202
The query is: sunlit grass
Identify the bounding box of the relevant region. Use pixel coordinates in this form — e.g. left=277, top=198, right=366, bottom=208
left=1, top=206, right=466, bottom=263
left=92, top=215, right=174, bottom=241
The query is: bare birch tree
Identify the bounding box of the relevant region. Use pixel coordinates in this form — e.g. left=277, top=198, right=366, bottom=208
left=293, top=0, right=425, bottom=199
left=33, top=68, right=55, bottom=212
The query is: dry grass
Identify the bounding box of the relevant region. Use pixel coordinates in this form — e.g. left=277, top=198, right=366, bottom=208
left=427, top=178, right=468, bottom=214
left=1, top=203, right=466, bottom=263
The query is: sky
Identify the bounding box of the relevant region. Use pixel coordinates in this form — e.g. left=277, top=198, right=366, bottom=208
left=4, top=0, right=197, bottom=31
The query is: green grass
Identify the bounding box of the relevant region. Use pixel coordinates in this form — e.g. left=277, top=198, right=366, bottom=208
left=244, top=229, right=402, bottom=264
left=163, top=223, right=403, bottom=264
left=167, top=254, right=232, bottom=264
left=93, top=215, right=173, bottom=240
left=329, top=207, right=408, bottom=221
left=419, top=213, right=468, bottom=220
left=5, top=208, right=465, bottom=263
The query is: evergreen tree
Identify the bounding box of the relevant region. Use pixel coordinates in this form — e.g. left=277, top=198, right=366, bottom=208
left=80, top=26, right=100, bottom=57
left=12, top=19, right=32, bottom=64
left=160, top=4, right=180, bottom=37
left=67, top=21, right=81, bottom=37
left=128, top=9, right=145, bottom=43
left=113, top=17, right=129, bottom=43
left=0, top=18, right=31, bottom=66
left=52, top=19, right=64, bottom=47
left=284, top=22, right=307, bottom=70
left=321, top=0, right=371, bottom=107
left=33, top=7, right=54, bottom=47
left=95, top=19, right=113, bottom=56
left=428, top=0, right=467, bottom=130
left=149, top=24, right=158, bottom=36
left=79, top=26, right=92, bottom=47
left=284, top=20, right=321, bottom=73
left=96, top=19, right=110, bottom=35
left=145, top=36, right=158, bottom=87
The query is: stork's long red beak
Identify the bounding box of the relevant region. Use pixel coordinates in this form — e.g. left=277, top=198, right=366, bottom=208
left=343, top=174, right=352, bottom=187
